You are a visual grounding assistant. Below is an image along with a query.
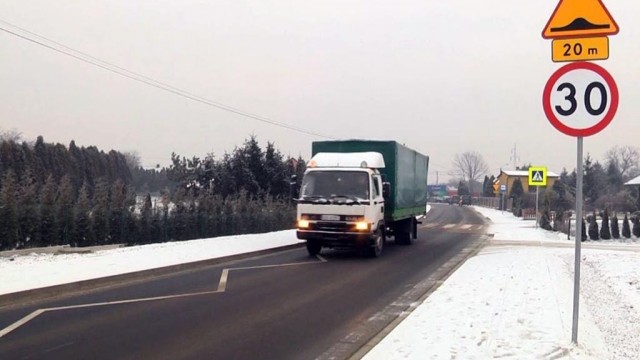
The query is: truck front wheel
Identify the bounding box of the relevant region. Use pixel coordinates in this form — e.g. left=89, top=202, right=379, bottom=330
left=368, top=230, right=384, bottom=257
left=306, top=241, right=322, bottom=257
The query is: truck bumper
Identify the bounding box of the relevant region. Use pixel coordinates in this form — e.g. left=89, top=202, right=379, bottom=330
left=296, top=230, right=375, bottom=248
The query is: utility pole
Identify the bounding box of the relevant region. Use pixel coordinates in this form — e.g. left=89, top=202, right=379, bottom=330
left=510, top=143, right=519, bottom=169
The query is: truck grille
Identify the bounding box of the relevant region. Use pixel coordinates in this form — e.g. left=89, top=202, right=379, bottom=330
left=312, top=222, right=352, bottom=232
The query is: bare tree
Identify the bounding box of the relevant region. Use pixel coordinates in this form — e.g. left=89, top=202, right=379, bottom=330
left=122, top=151, right=141, bottom=169
left=0, top=127, right=22, bottom=142
left=451, top=151, right=489, bottom=194
left=605, top=145, right=640, bottom=180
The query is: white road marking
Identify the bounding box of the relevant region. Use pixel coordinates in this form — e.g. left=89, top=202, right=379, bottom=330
left=443, top=224, right=456, bottom=229
left=460, top=224, right=472, bottom=230
left=216, top=255, right=325, bottom=292
left=0, top=254, right=326, bottom=339
left=0, top=309, right=46, bottom=338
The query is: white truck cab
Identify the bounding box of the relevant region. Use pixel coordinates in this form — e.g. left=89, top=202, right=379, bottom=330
left=296, top=152, right=387, bottom=257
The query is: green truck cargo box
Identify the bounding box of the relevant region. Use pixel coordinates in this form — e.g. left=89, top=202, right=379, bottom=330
left=312, top=140, right=429, bottom=221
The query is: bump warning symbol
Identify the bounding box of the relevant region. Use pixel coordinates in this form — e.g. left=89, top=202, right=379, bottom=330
left=542, top=0, right=618, bottom=39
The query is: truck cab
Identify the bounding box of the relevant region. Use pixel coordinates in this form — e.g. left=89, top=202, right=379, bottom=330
left=296, top=152, right=386, bottom=257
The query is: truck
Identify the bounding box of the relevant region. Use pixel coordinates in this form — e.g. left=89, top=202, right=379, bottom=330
left=295, top=140, right=429, bottom=257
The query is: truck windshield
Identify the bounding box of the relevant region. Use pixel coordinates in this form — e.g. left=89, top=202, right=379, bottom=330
left=300, top=171, right=370, bottom=200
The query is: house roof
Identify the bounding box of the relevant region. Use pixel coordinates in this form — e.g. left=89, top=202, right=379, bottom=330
left=624, top=174, right=640, bottom=186
left=501, top=170, right=560, bottom=177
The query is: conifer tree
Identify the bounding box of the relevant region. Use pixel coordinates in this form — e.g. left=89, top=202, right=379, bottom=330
left=171, top=188, right=188, bottom=240
left=39, top=174, right=58, bottom=247
left=72, top=182, right=94, bottom=247
left=600, top=209, right=611, bottom=240
left=56, top=175, right=76, bottom=245
left=611, top=212, right=620, bottom=239
left=0, top=170, right=19, bottom=250
left=633, top=216, right=640, bottom=238
left=622, top=213, right=632, bottom=239
left=109, top=180, right=127, bottom=244
left=139, top=193, right=153, bottom=244
left=588, top=211, right=599, bottom=240
left=264, top=142, right=288, bottom=198
left=581, top=218, right=587, bottom=241
left=510, top=178, right=524, bottom=216
left=92, top=178, right=111, bottom=244
left=18, top=170, right=39, bottom=248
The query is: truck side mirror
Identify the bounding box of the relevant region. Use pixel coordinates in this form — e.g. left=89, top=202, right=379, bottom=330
left=289, top=175, right=299, bottom=200
left=382, top=182, right=390, bottom=199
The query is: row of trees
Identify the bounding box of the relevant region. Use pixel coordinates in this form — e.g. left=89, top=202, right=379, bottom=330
left=0, top=134, right=303, bottom=250
left=0, top=135, right=132, bottom=195
left=475, top=146, right=640, bottom=215
left=584, top=210, right=640, bottom=240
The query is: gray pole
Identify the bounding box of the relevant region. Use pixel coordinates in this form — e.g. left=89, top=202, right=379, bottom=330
left=572, top=137, right=584, bottom=344
left=536, top=186, right=540, bottom=229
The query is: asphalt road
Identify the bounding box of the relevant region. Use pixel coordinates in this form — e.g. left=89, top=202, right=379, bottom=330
left=0, top=203, right=488, bottom=360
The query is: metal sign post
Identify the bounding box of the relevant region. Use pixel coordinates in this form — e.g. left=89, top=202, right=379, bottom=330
left=542, top=0, right=619, bottom=345
left=535, top=187, right=539, bottom=229
left=572, top=137, right=584, bottom=343
left=528, top=167, right=547, bottom=229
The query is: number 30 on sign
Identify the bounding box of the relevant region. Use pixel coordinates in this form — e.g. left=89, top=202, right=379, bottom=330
left=543, top=62, right=618, bottom=137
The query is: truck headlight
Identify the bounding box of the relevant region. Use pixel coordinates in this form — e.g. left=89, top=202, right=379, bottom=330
left=298, top=220, right=310, bottom=229
left=355, top=222, right=369, bottom=231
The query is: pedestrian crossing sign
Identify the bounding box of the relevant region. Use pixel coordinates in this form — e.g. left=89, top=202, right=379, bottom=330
left=528, top=167, right=548, bottom=186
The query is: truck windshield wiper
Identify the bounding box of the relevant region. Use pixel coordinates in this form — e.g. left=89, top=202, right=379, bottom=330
left=301, top=195, right=330, bottom=203
left=330, top=194, right=361, bottom=203
left=303, top=195, right=325, bottom=199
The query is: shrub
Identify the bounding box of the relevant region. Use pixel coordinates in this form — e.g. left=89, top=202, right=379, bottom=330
left=622, top=213, right=632, bottom=239
left=588, top=211, right=599, bottom=240
left=633, top=216, right=640, bottom=238
left=539, top=210, right=553, bottom=230
left=611, top=212, right=620, bottom=239
left=599, top=209, right=611, bottom=240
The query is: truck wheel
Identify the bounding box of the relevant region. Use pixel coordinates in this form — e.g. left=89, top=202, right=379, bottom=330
left=395, top=219, right=413, bottom=245
left=306, top=241, right=321, bottom=257
left=368, top=230, right=384, bottom=257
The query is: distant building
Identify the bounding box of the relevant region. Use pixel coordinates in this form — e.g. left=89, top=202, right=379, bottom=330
left=624, top=175, right=640, bottom=206
left=427, top=184, right=447, bottom=196
left=496, top=170, right=559, bottom=196
left=624, top=174, right=640, bottom=186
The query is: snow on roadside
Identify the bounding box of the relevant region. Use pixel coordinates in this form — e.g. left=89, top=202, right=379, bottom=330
left=0, top=230, right=303, bottom=295
left=364, top=244, right=608, bottom=359
left=364, top=206, right=639, bottom=360
left=562, top=250, right=640, bottom=359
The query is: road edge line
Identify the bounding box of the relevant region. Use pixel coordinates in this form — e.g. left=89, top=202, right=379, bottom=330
left=0, top=243, right=304, bottom=309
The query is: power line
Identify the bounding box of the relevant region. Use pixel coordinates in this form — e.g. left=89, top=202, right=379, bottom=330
left=0, top=19, right=336, bottom=140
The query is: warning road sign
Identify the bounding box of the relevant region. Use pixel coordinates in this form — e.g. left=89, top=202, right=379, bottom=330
left=542, top=0, right=619, bottom=39
left=529, top=167, right=548, bottom=186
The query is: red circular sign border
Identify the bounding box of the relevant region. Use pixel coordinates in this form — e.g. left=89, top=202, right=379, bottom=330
left=542, top=62, right=619, bottom=137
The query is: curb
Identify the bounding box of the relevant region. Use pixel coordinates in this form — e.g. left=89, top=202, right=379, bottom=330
left=346, top=235, right=489, bottom=359
left=0, top=243, right=304, bottom=309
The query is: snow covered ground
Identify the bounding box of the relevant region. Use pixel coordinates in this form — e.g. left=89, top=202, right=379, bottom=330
left=365, top=206, right=640, bottom=360
left=1, top=206, right=639, bottom=359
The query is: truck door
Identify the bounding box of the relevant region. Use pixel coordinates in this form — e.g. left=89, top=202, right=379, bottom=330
left=372, top=175, right=384, bottom=217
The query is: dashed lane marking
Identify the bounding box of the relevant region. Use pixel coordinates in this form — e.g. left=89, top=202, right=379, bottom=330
left=0, top=255, right=326, bottom=339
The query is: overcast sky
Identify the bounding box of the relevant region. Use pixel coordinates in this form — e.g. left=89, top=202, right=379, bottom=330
left=0, top=0, right=637, bottom=184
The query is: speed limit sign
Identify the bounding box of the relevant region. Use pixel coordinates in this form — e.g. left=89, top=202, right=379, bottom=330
left=543, top=62, right=618, bottom=137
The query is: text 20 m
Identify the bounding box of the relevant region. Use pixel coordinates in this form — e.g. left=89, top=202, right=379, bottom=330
left=551, top=37, right=608, bottom=62
left=563, top=43, right=599, bottom=57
